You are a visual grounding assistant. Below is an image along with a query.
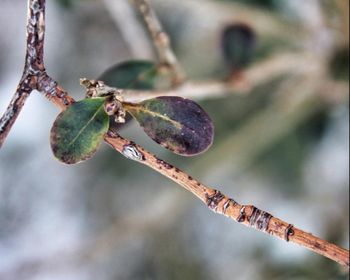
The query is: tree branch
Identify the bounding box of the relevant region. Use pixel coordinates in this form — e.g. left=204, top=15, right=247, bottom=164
left=131, top=0, right=186, bottom=84
left=0, top=0, right=348, bottom=268
left=0, top=83, right=31, bottom=147
left=0, top=0, right=46, bottom=147
left=103, top=132, right=349, bottom=267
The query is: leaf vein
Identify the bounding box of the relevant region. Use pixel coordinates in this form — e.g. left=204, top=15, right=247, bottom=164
left=126, top=105, right=182, bottom=129
left=67, top=105, right=104, bottom=147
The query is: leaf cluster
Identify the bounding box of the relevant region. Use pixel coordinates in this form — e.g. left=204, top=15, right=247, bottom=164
left=50, top=23, right=256, bottom=164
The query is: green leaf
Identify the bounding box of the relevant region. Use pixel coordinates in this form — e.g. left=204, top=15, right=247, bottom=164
left=124, top=96, right=214, bottom=156
left=98, top=60, right=157, bottom=90
left=50, top=98, right=109, bottom=164
left=221, top=23, right=256, bottom=72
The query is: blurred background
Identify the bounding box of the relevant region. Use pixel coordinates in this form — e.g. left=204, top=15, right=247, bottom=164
left=0, top=0, right=348, bottom=279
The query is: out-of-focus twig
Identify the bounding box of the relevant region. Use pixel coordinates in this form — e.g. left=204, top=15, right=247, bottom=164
left=131, top=0, right=186, bottom=84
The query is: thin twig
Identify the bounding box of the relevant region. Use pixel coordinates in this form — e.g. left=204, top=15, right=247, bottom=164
left=131, top=0, right=186, bottom=84
left=1, top=0, right=349, bottom=268
left=103, top=132, right=349, bottom=267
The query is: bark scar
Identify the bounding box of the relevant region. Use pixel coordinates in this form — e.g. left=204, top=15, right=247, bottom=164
left=223, top=198, right=237, bottom=215
left=249, top=206, right=272, bottom=232
left=285, top=224, right=294, bottom=242
left=206, top=190, right=225, bottom=212
left=122, top=142, right=145, bottom=161
left=237, top=206, right=246, bottom=222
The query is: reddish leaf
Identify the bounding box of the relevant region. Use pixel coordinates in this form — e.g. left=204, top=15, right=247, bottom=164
left=123, top=96, right=214, bottom=156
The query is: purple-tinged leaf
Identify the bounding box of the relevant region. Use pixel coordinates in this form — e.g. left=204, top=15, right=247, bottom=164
left=123, top=96, right=214, bottom=156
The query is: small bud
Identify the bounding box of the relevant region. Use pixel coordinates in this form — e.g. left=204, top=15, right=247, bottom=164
left=115, top=113, right=126, bottom=123
left=104, top=97, right=126, bottom=123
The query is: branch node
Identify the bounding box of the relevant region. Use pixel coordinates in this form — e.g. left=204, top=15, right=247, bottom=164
left=285, top=224, right=294, bottom=242
left=237, top=206, right=246, bottom=223
left=248, top=206, right=273, bottom=232
left=223, top=198, right=237, bottom=215
left=206, top=190, right=225, bottom=212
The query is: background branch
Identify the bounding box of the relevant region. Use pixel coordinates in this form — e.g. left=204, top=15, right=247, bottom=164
left=132, top=0, right=186, bottom=84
